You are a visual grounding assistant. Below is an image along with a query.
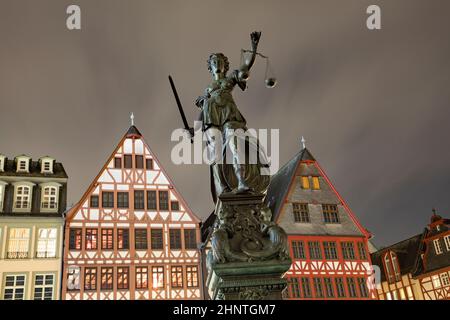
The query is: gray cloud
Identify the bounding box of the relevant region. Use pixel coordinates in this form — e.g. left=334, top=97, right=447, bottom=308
left=1, top=0, right=449, bottom=247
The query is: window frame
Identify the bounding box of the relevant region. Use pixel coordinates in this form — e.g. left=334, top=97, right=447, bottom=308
left=33, top=274, right=55, bottom=300
left=292, top=202, right=310, bottom=223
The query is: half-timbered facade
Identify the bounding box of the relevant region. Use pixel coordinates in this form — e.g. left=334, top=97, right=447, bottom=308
left=265, top=145, right=377, bottom=300
left=0, top=154, right=67, bottom=300
left=372, top=210, right=450, bottom=300
left=62, top=126, right=202, bottom=300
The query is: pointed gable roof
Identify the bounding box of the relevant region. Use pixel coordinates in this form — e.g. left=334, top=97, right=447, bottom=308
left=66, top=125, right=200, bottom=224
left=265, top=146, right=371, bottom=238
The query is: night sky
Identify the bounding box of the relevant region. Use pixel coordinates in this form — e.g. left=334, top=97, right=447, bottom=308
left=1, top=0, right=449, bottom=247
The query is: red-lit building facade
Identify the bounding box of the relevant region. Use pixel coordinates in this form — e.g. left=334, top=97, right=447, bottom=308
left=265, top=145, right=377, bottom=300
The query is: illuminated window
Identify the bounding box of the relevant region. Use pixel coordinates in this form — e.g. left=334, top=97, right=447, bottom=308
left=434, top=239, right=443, bottom=255
left=152, top=266, right=164, bottom=289
left=7, top=228, right=30, bottom=259
left=101, top=229, right=114, bottom=250
left=171, top=266, right=183, bottom=288
left=85, top=229, right=98, bottom=250
left=117, top=229, right=129, bottom=250
left=301, top=176, right=310, bottom=189
left=444, top=236, right=450, bottom=251
left=292, top=203, right=309, bottom=223
left=390, top=251, right=401, bottom=281
left=432, top=275, right=441, bottom=288
left=67, top=266, right=80, bottom=291
left=440, top=273, right=450, bottom=286
left=117, top=267, right=129, bottom=289
left=36, top=228, right=57, bottom=258
left=84, top=268, right=97, bottom=291
left=186, top=266, right=199, bottom=287
left=312, top=177, right=320, bottom=190
left=100, top=267, right=113, bottom=290
left=136, top=266, right=148, bottom=289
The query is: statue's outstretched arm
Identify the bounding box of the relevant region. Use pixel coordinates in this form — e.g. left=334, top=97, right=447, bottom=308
left=238, top=31, right=261, bottom=77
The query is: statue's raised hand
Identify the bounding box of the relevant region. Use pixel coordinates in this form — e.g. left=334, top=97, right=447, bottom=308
left=250, top=31, right=261, bottom=49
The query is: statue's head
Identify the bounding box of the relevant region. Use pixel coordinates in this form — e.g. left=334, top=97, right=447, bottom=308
left=207, top=53, right=229, bottom=76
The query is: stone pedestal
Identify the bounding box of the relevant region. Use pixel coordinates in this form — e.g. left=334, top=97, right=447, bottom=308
left=206, top=192, right=291, bottom=300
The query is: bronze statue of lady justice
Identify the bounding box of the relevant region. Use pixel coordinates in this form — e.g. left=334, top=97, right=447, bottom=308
left=190, top=31, right=271, bottom=202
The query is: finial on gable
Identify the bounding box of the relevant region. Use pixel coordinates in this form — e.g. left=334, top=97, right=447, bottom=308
left=130, top=112, right=135, bottom=126
left=301, top=136, right=306, bottom=150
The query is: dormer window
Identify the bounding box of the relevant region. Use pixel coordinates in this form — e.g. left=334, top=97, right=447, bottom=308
left=39, top=157, right=54, bottom=174
left=384, top=251, right=401, bottom=283
left=40, top=183, right=61, bottom=212
left=13, top=182, right=35, bottom=212
left=434, top=239, right=443, bottom=255
left=15, top=156, right=31, bottom=173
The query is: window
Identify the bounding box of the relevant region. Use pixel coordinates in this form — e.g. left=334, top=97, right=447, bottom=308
left=171, top=200, right=180, bottom=211
left=159, top=191, right=169, bottom=210
left=147, top=190, right=157, bottom=210
left=152, top=266, right=164, bottom=289
left=18, top=160, right=28, bottom=172
left=84, top=268, right=97, bottom=291
left=41, top=161, right=52, bottom=173
left=117, top=267, right=129, bottom=289
left=291, top=241, right=305, bottom=259
left=308, top=241, right=322, bottom=260
left=440, top=273, right=450, bottom=286
left=114, top=157, right=122, bottom=169
left=146, top=159, right=154, bottom=170
left=301, top=277, right=312, bottom=298
left=3, top=275, right=26, bottom=300
left=67, top=266, right=80, bottom=291
left=14, top=185, right=31, bottom=209
left=347, top=278, right=357, bottom=298
left=69, top=229, right=82, bottom=250
left=323, top=242, right=338, bottom=260
left=406, top=286, right=414, bottom=300
left=117, top=229, right=129, bottom=250
left=432, top=275, right=441, bottom=288
left=434, top=239, right=443, bottom=255
left=170, top=229, right=182, bottom=249
left=134, top=190, right=145, bottom=209
left=444, top=236, right=450, bottom=251
left=184, top=229, right=197, bottom=249
left=312, top=176, right=320, bottom=190
left=7, top=228, right=30, bottom=259
left=124, top=155, right=132, bottom=168
left=358, top=242, right=367, bottom=260
left=101, top=229, right=114, bottom=250
left=335, top=278, right=346, bottom=298
left=322, top=204, right=339, bottom=223
left=135, top=155, right=144, bottom=169
left=41, top=186, right=58, bottom=210
left=117, top=192, right=129, bottom=208
left=186, top=266, right=199, bottom=287
left=384, top=252, right=395, bottom=283
left=151, top=229, right=163, bottom=250
left=171, top=266, right=183, bottom=288
left=135, top=229, right=148, bottom=250
left=324, top=278, right=335, bottom=298
left=341, top=242, right=356, bottom=260
left=36, top=228, right=57, bottom=258
left=292, top=203, right=309, bottom=223
left=90, top=195, right=99, bottom=208
left=85, top=229, right=98, bottom=250
left=313, top=278, right=324, bottom=298
left=136, top=267, right=148, bottom=289
left=390, top=251, right=401, bottom=281
left=102, top=192, right=114, bottom=208
left=301, top=176, right=310, bottom=189
left=289, top=278, right=301, bottom=298
left=357, top=277, right=369, bottom=297
left=101, top=267, right=113, bottom=290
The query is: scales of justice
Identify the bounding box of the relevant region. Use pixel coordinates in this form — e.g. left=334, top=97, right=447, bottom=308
left=169, top=31, right=291, bottom=300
